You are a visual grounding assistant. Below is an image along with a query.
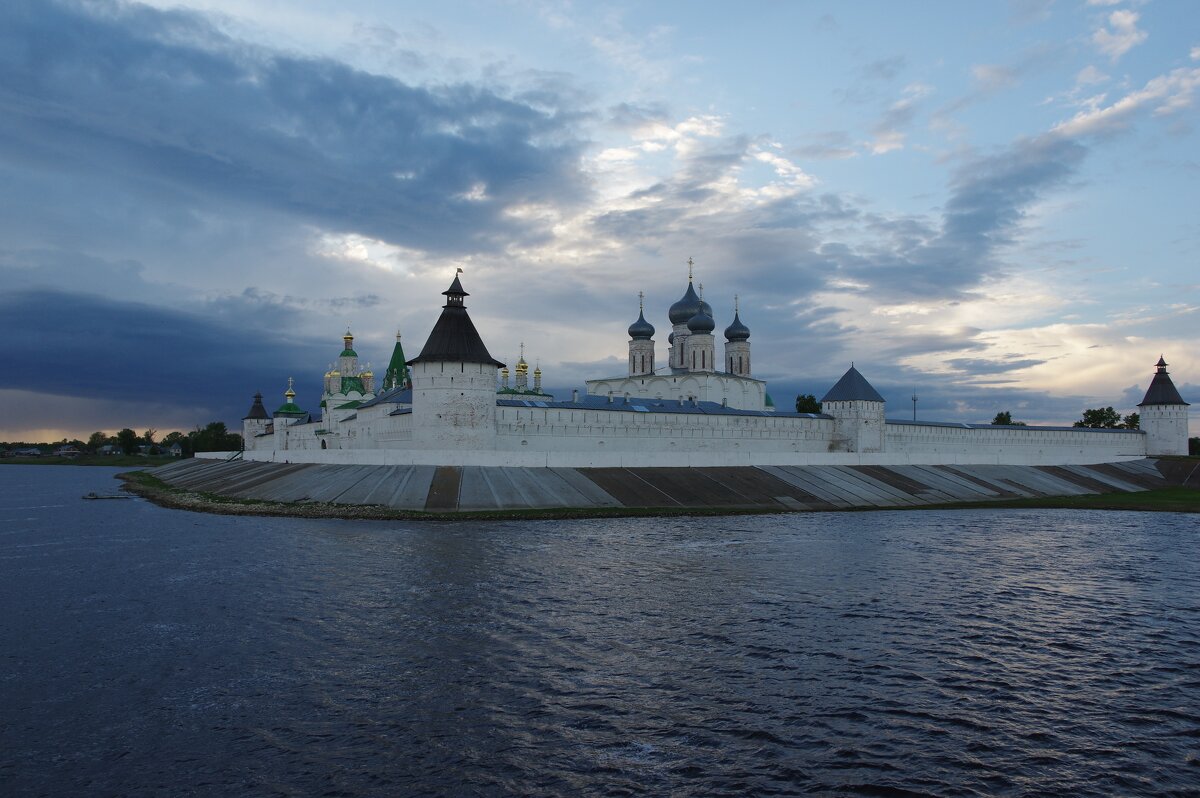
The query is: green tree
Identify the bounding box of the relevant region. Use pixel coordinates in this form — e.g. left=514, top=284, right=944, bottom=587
left=116, top=428, right=139, bottom=455
left=991, top=411, right=1027, bottom=426
left=795, top=394, right=822, bottom=413
left=143, top=428, right=157, bottom=445
left=86, top=431, right=108, bottom=452
left=1074, top=407, right=1122, bottom=429
left=1122, top=413, right=1140, bottom=430
left=190, top=422, right=243, bottom=453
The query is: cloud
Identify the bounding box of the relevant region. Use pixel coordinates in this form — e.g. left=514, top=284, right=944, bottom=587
left=1051, top=67, right=1200, bottom=137
left=869, top=83, right=932, bottom=154
left=1092, top=10, right=1148, bottom=61
left=862, top=56, right=907, bottom=81
left=0, top=0, right=590, bottom=258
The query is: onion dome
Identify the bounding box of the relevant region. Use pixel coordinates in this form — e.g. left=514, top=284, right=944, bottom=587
left=668, top=332, right=675, bottom=345
left=628, top=310, right=655, bottom=340
left=687, top=305, right=715, bottom=333
left=669, top=282, right=704, bottom=325
left=724, top=311, right=750, bottom=342
left=340, top=329, right=357, bottom=358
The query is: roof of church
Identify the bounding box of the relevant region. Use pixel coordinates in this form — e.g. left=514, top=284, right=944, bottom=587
left=408, top=277, right=505, bottom=367
left=821, top=365, right=885, bottom=403
left=1138, top=357, right=1189, bottom=406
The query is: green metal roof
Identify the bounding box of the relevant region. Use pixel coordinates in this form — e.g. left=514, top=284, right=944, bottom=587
left=335, top=400, right=363, bottom=409
left=340, top=376, right=366, bottom=395
left=274, top=402, right=305, bottom=415
left=383, top=338, right=410, bottom=391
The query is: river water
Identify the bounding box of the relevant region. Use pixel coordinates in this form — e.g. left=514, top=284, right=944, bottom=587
left=1, top=465, right=1197, bottom=796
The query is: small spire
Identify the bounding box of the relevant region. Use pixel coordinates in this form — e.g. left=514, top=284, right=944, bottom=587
left=285, top=376, right=295, bottom=399
left=734, top=294, right=739, bottom=314
left=638, top=290, right=644, bottom=313
left=698, top=282, right=704, bottom=301
left=687, top=256, right=694, bottom=282
left=396, top=330, right=402, bottom=340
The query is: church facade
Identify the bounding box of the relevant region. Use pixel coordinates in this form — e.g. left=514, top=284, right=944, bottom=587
left=239, top=273, right=1189, bottom=468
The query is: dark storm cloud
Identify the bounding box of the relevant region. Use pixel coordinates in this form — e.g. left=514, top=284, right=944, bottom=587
left=0, top=289, right=329, bottom=418
left=0, top=0, right=589, bottom=256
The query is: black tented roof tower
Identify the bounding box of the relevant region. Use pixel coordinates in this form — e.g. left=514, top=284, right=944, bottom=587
left=1137, top=356, right=1189, bottom=406
left=408, top=275, right=505, bottom=368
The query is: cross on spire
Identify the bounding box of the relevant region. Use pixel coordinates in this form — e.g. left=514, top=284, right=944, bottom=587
left=687, top=256, right=694, bottom=281
left=638, top=290, right=644, bottom=312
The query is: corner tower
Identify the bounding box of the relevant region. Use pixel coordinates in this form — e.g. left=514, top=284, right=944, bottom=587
left=242, top=392, right=270, bottom=450
left=821, top=365, right=886, bottom=453
left=1138, top=356, right=1189, bottom=456
left=407, top=273, right=505, bottom=450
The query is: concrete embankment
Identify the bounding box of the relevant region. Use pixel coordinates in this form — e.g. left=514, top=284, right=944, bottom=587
left=143, top=457, right=1179, bottom=515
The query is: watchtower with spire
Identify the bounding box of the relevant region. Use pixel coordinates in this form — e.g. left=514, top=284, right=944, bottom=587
left=627, top=291, right=656, bottom=377
left=407, top=273, right=506, bottom=449
left=1138, top=356, right=1190, bottom=455
left=242, top=391, right=271, bottom=450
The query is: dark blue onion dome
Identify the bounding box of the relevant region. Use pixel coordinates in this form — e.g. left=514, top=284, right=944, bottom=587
left=628, top=309, right=655, bottom=340
left=669, top=282, right=704, bottom=325
left=668, top=332, right=675, bottom=345
left=724, top=311, right=750, bottom=341
left=687, top=305, right=715, bottom=333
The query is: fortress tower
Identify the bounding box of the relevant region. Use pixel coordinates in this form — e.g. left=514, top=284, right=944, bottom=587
left=822, top=365, right=886, bottom=453
left=242, top=392, right=270, bottom=449
left=1138, top=356, right=1190, bottom=455
left=407, top=274, right=505, bottom=449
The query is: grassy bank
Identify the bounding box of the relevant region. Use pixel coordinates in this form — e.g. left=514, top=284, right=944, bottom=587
left=119, top=469, right=1200, bottom=521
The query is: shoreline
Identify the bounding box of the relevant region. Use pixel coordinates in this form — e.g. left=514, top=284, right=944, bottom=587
left=118, top=469, right=1200, bottom=520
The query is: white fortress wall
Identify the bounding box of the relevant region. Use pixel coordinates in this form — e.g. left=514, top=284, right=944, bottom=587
left=225, top=406, right=1146, bottom=467
left=886, top=421, right=1145, bottom=462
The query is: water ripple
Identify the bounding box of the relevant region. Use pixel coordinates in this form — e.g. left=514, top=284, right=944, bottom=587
left=1, top=466, right=1198, bottom=796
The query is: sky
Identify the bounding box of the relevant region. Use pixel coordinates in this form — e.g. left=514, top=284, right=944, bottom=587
left=1, top=0, right=1197, bottom=441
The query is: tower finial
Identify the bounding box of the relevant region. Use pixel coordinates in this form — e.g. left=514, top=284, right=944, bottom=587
left=698, top=282, right=704, bottom=301
left=638, top=290, right=644, bottom=313
left=687, top=256, right=694, bottom=281
left=734, top=294, right=739, bottom=314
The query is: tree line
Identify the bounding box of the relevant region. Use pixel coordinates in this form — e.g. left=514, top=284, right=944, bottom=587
left=4, top=422, right=242, bottom=457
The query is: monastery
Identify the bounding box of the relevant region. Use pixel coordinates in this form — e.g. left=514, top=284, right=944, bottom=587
left=237, top=271, right=1189, bottom=468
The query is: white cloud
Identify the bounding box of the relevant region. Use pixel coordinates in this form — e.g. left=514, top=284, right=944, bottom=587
left=1092, top=10, right=1148, bottom=61
left=1076, top=65, right=1109, bottom=86
left=971, top=64, right=1018, bottom=91
left=1052, top=67, right=1200, bottom=137
left=1192, top=45, right=1200, bottom=60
